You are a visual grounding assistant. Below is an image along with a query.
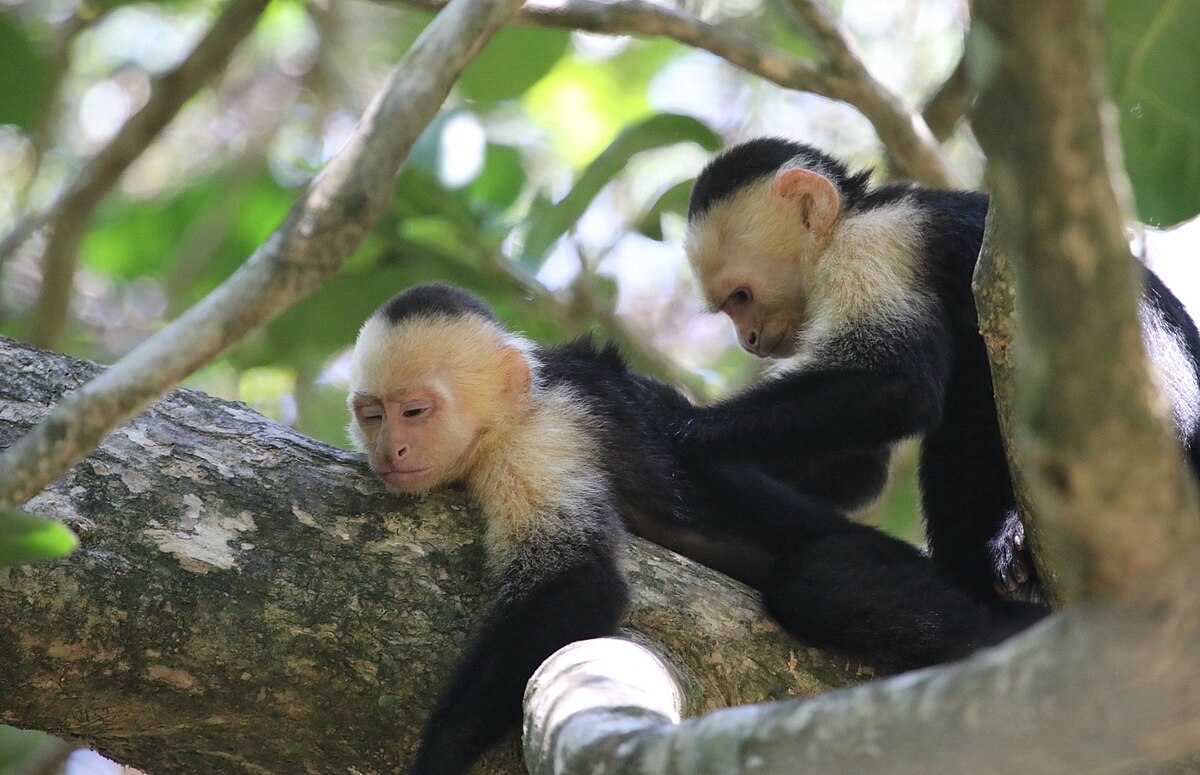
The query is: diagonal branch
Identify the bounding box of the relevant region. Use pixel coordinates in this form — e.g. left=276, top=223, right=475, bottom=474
left=0, top=0, right=525, bottom=509
left=20, top=0, right=272, bottom=349
left=781, top=0, right=956, bottom=187
left=392, top=0, right=957, bottom=188
left=922, top=53, right=969, bottom=143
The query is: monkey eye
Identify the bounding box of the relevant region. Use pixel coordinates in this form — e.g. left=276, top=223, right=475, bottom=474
left=402, top=402, right=432, bottom=419
left=724, top=287, right=752, bottom=308
left=358, top=407, right=383, bottom=424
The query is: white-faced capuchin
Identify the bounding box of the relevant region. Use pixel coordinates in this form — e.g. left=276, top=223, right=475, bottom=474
left=681, top=137, right=1200, bottom=601
left=348, top=283, right=1046, bottom=775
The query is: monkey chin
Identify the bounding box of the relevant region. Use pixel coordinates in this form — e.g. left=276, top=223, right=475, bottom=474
left=378, top=467, right=438, bottom=495
left=761, top=327, right=799, bottom=359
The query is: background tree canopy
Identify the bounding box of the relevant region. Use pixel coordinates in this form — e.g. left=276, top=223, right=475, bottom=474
left=1, top=0, right=1199, bottom=771
left=1, top=0, right=1196, bottom=509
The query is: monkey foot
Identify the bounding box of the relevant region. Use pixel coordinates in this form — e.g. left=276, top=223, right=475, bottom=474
left=988, top=514, right=1033, bottom=596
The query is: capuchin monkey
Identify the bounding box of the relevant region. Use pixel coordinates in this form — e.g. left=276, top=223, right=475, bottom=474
left=348, top=283, right=1046, bottom=775
left=681, top=137, right=1200, bottom=601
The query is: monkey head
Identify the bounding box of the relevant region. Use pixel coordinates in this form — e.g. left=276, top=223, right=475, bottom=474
left=684, top=139, right=849, bottom=359
left=346, top=285, right=533, bottom=494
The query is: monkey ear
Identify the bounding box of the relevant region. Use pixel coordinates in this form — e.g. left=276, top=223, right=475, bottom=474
left=772, top=168, right=841, bottom=238
left=499, top=345, right=533, bottom=400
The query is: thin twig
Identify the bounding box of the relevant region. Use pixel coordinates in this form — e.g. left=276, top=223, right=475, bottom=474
left=24, top=0, right=272, bottom=349
left=0, top=0, right=525, bottom=508
left=781, top=0, right=956, bottom=187
left=391, top=0, right=956, bottom=187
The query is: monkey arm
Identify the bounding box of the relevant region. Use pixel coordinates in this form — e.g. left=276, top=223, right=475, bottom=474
left=677, top=329, right=951, bottom=458
left=408, top=543, right=628, bottom=775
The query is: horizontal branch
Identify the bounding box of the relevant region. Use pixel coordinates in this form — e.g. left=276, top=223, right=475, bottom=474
left=525, top=600, right=1200, bottom=774
left=391, top=0, right=957, bottom=188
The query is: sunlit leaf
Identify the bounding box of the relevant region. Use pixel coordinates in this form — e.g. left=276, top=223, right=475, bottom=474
left=525, top=41, right=674, bottom=164
left=1107, top=0, right=1200, bottom=226
left=518, top=114, right=721, bottom=269
left=0, top=16, right=49, bottom=131
left=0, top=509, right=78, bottom=567
left=635, top=180, right=693, bottom=241
left=459, top=27, right=570, bottom=102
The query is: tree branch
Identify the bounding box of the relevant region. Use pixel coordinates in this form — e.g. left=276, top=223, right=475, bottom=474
left=779, top=0, right=956, bottom=187
left=971, top=0, right=1200, bottom=601
left=0, top=336, right=862, bottom=774
left=524, top=600, right=1200, bottom=774
left=23, top=0, right=272, bottom=349
left=391, top=0, right=958, bottom=188
left=922, top=53, right=969, bottom=143
left=971, top=208, right=1062, bottom=605
left=0, top=0, right=525, bottom=509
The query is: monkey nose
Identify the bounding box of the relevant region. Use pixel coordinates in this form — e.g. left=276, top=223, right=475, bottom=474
left=745, top=331, right=760, bottom=354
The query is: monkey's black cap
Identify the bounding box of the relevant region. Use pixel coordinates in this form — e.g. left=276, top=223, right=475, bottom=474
left=380, top=283, right=501, bottom=326
left=688, top=137, right=866, bottom=221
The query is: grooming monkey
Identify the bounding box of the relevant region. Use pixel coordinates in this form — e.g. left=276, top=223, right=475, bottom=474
left=348, top=283, right=1044, bottom=774
left=681, top=137, right=1200, bottom=600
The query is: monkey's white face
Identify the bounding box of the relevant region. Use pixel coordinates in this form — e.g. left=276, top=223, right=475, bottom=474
left=346, top=312, right=533, bottom=495
left=685, top=179, right=831, bottom=359
left=350, top=380, right=480, bottom=494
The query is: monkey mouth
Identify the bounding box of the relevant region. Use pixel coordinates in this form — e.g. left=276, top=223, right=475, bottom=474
left=763, top=328, right=798, bottom=359
left=380, top=468, right=435, bottom=489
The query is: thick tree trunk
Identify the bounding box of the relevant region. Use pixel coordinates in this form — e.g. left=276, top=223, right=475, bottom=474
left=972, top=209, right=1063, bottom=605
left=0, top=336, right=861, bottom=775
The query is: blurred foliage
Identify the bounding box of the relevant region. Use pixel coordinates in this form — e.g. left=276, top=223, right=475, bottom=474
left=1106, top=0, right=1200, bottom=227
left=0, top=509, right=78, bottom=567
left=0, top=726, right=71, bottom=775
left=0, top=14, right=48, bottom=131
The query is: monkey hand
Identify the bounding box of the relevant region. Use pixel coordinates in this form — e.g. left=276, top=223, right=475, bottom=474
left=988, top=513, right=1034, bottom=596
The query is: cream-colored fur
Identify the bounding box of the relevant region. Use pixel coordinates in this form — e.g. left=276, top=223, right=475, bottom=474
left=1139, top=298, right=1200, bottom=439
left=346, top=312, right=538, bottom=452
left=347, top=310, right=612, bottom=586
left=467, top=384, right=609, bottom=576
left=685, top=176, right=930, bottom=370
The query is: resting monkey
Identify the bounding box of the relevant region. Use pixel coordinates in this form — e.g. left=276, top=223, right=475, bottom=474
left=347, top=283, right=1044, bottom=775
left=682, top=137, right=1200, bottom=600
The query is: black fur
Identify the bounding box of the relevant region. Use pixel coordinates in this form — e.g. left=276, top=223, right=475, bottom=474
left=538, top=335, right=1045, bottom=665
left=379, top=286, right=1047, bottom=775
left=681, top=137, right=1200, bottom=601
left=688, top=136, right=872, bottom=222
left=409, top=547, right=626, bottom=775
left=381, top=282, right=501, bottom=327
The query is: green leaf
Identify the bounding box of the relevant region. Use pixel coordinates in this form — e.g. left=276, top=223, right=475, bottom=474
left=0, top=509, right=78, bottom=567
left=459, top=27, right=571, bottom=102
left=635, top=180, right=693, bottom=241
left=1107, top=0, right=1200, bottom=226
left=518, top=114, right=721, bottom=269
left=0, top=16, right=49, bottom=131
left=468, top=143, right=525, bottom=212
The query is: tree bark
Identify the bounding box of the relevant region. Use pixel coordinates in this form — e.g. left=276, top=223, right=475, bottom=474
left=971, top=0, right=1200, bottom=602
left=523, top=600, right=1200, bottom=775
left=0, top=337, right=863, bottom=775
left=972, top=208, right=1063, bottom=605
